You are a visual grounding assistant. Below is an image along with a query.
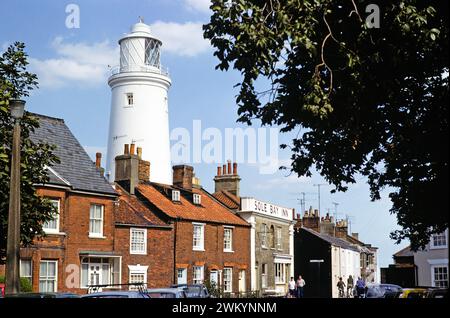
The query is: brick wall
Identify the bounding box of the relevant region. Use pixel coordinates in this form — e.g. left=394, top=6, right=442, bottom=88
left=174, top=220, right=251, bottom=293
left=114, top=226, right=174, bottom=289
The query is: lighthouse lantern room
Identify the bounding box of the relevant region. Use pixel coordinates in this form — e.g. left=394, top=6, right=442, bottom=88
left=106, top=18, right=172, bottom=185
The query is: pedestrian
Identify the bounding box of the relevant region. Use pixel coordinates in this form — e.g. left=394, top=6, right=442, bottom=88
left=288, top=277, right=296, bottom=298
left=347, top=275, right=354, bottom=297
left=296, top=275, right=306, bottom=298
left=355, top=277, right=366, bottom=298
left=337, top=277, right=346, bottom=298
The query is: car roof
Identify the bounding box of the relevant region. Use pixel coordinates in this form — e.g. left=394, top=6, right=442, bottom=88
left=146, top=288, right=180, bottom=293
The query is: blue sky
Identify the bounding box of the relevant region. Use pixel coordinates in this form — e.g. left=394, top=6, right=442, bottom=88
left=0, top=0, right=409, bottom=268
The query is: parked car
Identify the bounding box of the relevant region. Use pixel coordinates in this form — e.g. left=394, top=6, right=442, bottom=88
left=146, top=288, right=186, bottom=298
left=426, top=288, right=448, bottom=298
left=4, top=292, right=80, bottom=298
left=81, top=291, right=150, bottom=298
left=355, top=283, right=403, bottom=298
left=399, top=288, right=428, bottom=298
left=170, top=284, right=210, bottom=298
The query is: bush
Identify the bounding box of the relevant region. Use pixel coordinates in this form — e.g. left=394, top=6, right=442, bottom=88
left=0, top=275, right=33, bottom=292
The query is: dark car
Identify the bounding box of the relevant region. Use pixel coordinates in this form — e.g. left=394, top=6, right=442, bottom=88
left=4, top=292, right=80, bottom=298
left=81, top=291, right=150, bottom=298
left=146, top=288, right=186, bottom=298
left=426, top=288, right=448, bottom=298
left=359, top=283, right=403, bottom=298
left=170, top=284, right=210, bottom=298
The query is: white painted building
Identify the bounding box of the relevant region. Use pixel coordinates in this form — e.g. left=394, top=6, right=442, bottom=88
left=331, top=245, right=360, bottom=298
left=106, top=19, right=172, bottom=184
left=238, top=197, right=295, bottom=296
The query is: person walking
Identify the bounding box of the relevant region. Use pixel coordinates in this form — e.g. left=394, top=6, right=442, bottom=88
left=337, top=277, right=346, bottom=298
left=296, top=275, right=306, bottom=298
left=347, top=275, right=354, bottom=297
left=288, top=277, right=296, bottom=298
left=355, top=277, right=366, bottom=298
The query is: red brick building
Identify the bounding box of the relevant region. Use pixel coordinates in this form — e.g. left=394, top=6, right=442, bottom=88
left=114, top=146, right=252, bottom=295
left=17, top=114, right=119, bottom=294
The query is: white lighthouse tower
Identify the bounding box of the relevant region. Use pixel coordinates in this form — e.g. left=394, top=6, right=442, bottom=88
left=106, top=19, right=172, bottom=184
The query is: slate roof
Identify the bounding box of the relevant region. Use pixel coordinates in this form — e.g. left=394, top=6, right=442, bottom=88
left=302, top=227, right=360, bottom=252
left=29, top=113, right=116, bottom=195
left=212, top=190, right=240, bottom=210
left=393, top=245, right=414, bottom=258
left=136, top=183, right=249, bottom=226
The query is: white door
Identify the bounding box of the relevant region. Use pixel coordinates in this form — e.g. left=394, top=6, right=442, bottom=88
left=177, top=268, right=187, bottom=285
left=89, top=264, right=102, bottom=291
left=239, top=270, right=246, bottom=292
left=210, top=270, right=218, bottom=287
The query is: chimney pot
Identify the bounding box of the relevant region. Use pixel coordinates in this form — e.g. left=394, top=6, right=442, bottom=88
left=124, top=144, right=130, bottom=155
left=137, top=147, right=142, bottom=159
left=95, top=152, right=102, bottom=168
left=222, top=164, right=227, bottom=175
left=130, top=143, right=136, bottom=155
left=227, top=160, right=232, bottom=175
left=233, top=162, right=237, bottom=175
left=217, top=166, right=222, bottom=176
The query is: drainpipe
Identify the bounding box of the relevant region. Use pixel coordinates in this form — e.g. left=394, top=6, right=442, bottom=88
left=173, top=218, right=178, bottom=284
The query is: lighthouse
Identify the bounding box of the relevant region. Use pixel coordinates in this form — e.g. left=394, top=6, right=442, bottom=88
left=106, top=19, right=172, bottom=185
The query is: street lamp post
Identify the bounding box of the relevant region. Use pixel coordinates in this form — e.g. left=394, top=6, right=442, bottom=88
left=5, top=99, right=25, bottom=295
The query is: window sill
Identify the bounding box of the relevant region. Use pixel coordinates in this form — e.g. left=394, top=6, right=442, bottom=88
left=224, top=250, right=234, bottom=253
left=44, top=231, right=66, bottom=236
left=130, top=251, right=147, bottom=255
left=89, top=234, right=106, bottom=239
left=193, top=248, right=205, bottom=252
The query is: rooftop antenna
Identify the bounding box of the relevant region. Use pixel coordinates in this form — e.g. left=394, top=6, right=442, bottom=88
left=313, top=183, right=327, bottom=217
left=332, top=202, right=339, bottom=237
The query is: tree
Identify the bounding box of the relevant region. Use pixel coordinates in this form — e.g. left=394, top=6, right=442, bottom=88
left=0, top=42, right=59, bottom=262
left=204, top=0, right=449, bottom=249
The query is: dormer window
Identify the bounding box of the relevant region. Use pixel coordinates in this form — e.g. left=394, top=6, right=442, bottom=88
left=172, top=190, right=180, bottom=202
left=126, top=93, right=134, bottom=106
left=193, top=194, right=201, bottom=205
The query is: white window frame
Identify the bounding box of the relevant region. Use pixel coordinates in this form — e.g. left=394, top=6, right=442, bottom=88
left=172, top=190, right=180, bottom=202
left=224, top=226, right=234, bottom=252
left=276, top=227, right=282, bottom=250
left=193, top=193, right=201, bottom=205
left=193, top=266, right=204, bottom=285
left=39, top=260, right=58, bottom=292
left=43, top=199, right=60, bottom=234
left=192, top=223, right=205, bottom=251
left=275, top=263, right=286, bottom=284
left=261, top=264, right=267, bottom=288
left=261, top=224, right=268, bottom=248
left=126, top=93, right=134, bottom=106
left=89, top=204, right=104, bottom=238
left=430, top=231, right=448, bottom=249
left=128, top=265, right=148, bottom=291
left=80, top=257, right=121, bottom=289
left=20, top=259, right=32, bottom=284
left=130, top=228, right=147, bottom=255
left=223, top=267, right=233, bottom=293
left=431, top=264, right=449, bottom=288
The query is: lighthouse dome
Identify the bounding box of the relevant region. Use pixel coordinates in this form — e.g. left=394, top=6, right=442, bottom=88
left=131, top=21, right=151, bottom=34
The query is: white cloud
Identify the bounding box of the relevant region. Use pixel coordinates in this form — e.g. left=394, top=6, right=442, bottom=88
left=29, top=37, right=118, bottom=89
left=150, top=21, right=210, bottom=57
left=184, top=0, right=211, bottom=13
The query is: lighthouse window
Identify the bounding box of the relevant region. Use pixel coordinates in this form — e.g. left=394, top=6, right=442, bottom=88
left=126, top=93, right=134, bottom=106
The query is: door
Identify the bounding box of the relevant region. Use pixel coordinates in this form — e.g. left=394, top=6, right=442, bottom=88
left=89, top=264, right=102, bottom=291
left=177, top=268, right=187, bottom=285
left=239, top=270, right=246, bottom=293
left=210, top=270, right=218, bottom=287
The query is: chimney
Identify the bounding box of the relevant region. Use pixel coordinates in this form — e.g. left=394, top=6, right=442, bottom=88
left=335, top=219, right=348, bottom=239
left=137, top=147, right=143, bottom=159
left=214, top=161, right=241, bottom=197
left=302, top=206, right=320, bottom=232
left=173, top=165, right=194, bottom=190
left=130, top=143, right=136, bottom=155
left=115, top=144, right=150, bottom=194
left=95, top=152, right=105, bottom=177
left=352, top=233, right=359, bottom=240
